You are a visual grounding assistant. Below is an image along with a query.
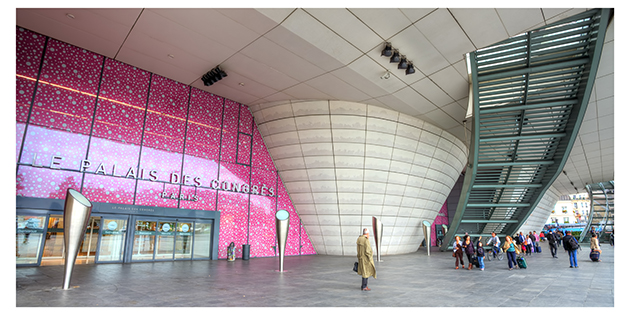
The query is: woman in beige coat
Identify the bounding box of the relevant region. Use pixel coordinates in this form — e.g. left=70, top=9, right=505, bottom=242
left=357, top=228, right=376, bottom=291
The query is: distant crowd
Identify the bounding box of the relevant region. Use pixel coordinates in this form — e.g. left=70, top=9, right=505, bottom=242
left=451, top=228, right=612, bottom=271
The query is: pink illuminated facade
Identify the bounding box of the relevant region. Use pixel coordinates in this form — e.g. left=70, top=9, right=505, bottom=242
left=15, top=27, right=315, bottom=263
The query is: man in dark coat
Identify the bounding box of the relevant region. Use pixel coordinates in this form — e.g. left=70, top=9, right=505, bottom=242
left=357, top=228, right=376, bottom=291
left=546, top=230, right=558, bottom=258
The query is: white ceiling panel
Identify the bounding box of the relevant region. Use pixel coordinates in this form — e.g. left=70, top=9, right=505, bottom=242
left=346, top=55, right=407, bottom=95
left=389, top=26, right=450, bottom=77
left=216, top=8, right=280, bottom=36
left=423, top=109, right=460, bottom=130
left=391, top=87, right=436, bottom=115
left=429, top=66, right=469, bottom=101
left=280, top=83, right=334, bottom=101
left=149, top=9, right=261, bottom=51
left=255, top=8, right=295, bottom=24
left=411, top=77, right=454, bottom=107
left=543, top=8, right=588, bottom=24
left=16, top=8, right=142, bottom=58
left=413, top=9, right=476, bottom=64
left=225, top=53, right=300, bottom=91
left=304, top=8, right=382, bottom=53
left=400, top=8, right=437, bottom=23
left=306, top=74, right=371, bottom=102
left=450, top=8, right=509, bottom=49
left=496, top=8, right=545, bottom=37
left=282, top=9, right=363, bottom=66
left=239, top=36, right=326, bottom=82
left=264, top=25, right=345, bottom=72
left=349, top=8, right=411, bottom=40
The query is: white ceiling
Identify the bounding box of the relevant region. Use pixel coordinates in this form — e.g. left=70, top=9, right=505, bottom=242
left=15, top=8, right=614, bottom=197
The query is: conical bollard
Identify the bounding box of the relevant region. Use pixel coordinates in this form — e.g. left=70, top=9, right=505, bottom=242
left=62, top=189, right=93, bottom=290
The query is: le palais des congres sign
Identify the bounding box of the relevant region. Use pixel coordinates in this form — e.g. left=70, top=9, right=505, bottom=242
left=26, top=153, right=276, bottom=201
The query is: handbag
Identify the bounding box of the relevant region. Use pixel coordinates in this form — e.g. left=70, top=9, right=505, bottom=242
left=353, top=261, right=358, bottom=272
left=452, top=252, right=456, bottom=257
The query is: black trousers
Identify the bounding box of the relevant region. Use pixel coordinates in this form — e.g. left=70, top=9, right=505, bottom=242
left=361, top=277, right=368, bottom=289
left=549, top=243, right=557, bottom=257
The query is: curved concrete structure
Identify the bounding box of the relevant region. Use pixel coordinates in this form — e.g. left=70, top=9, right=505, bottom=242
left=519, top=186, right=561, bottom=234
left=251, top=100, right=468, bottom=255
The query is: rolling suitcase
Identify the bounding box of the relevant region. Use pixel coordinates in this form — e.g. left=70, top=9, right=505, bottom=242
left=516, top=255, right=527, bottom=269
left=536, top=245, right=542, bottom=253
left=590, top=250, right=600, bottom=262
left=472, top=255, right=480, bottom=268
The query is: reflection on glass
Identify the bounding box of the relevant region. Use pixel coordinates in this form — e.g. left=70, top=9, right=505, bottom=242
left=77, top=217, right=100, bottom=264
left=155, top=221, right=175, bottom=260
left=175, top=222, right=193, bottom=259
left=98, top=218, right=128, bottom=262
left=41, top=215, right=64, bottom=266
left=16, top=215, right=46, bottom=264
left=193, top=222, right=212, bottom=259
left=132, top=220, right=156, bottom=261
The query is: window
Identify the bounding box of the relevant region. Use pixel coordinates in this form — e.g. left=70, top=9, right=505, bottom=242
left=563, top=217, right=570, bottom=224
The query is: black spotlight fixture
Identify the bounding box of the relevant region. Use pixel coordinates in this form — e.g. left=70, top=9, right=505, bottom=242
left=381, top=43, right=393, bottom=57
left=201, top=66, right=228, bottom=86
left=405, top=63, right=415, bottom=75
left=380, top=42, right=416, bottom=75
left=390, top=50, right=400, bottom=63
left=398, top=56, right=408, bottom=69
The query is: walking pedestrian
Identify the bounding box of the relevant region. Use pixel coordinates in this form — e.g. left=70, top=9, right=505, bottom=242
left=546, top=229, right=558, bottom=258
left=502, top=236, right=520, bottom=270
left=476, top=238, right=485, bottom=271
left=463, top=235, right=475, bottom=270
left=562, top=230, right=580, bottom=268
left=453, top=235, right=464, bottom=269
left=356, top=228, right=376, bottom=291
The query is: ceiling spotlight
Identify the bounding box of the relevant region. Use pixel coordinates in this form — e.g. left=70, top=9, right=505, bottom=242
left=201, top=65, right=227, bottom=87
left=381, top=43, right=393, bottom=57
left=405, top=63, right=416, bottom=75
left=390, top=51, right=400, bottom=63
left=398, top=56, right=408, bottom=69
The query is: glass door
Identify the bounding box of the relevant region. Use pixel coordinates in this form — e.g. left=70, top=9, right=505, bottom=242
left=131, top=220, right=156, bottom=261
left=77, top=217, right=100, bottom=265
left=97, top=217, right=128, bottom=263
left=155, top=221, right=176, bottom=260
left=16, top=215, right=47, bottom=265
left=174, top=222, right=193, bottom=260
left=41, top=215, right=64, bottom=266
left=193, top=220, right=213, bottom=259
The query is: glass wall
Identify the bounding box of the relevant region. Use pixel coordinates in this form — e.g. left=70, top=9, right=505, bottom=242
left=16, top=27, right=315, bottom=259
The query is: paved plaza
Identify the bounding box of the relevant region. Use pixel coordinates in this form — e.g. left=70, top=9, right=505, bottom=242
left=16, top=243, right=615, bottom=308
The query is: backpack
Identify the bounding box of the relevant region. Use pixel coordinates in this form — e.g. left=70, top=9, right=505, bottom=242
left=568, top=235, right=580, bottom=250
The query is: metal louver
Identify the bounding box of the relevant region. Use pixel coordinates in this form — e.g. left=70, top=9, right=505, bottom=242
left=441, top=9, right=612, bottom=250
left=581, top=181, right=614, bottom=243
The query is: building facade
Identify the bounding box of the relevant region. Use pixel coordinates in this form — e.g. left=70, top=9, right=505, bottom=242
left=16, top=27, right=316, bottom=266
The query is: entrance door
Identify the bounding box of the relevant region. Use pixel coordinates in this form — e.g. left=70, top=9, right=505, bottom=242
left=174, top=221, right=193, bottom=259
left=97, top=217, right=128, bottom=263
left=16, top=215, right=47, bottom=265
left=131, top=220, right=156, bottom=261
left=155, top=220, right=176, bottom=260
left=129, top=217, right=211, bottom=262
left=77, top=217, right=100, bottom=264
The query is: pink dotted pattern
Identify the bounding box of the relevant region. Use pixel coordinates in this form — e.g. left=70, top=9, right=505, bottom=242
left=15, top=27, right=316, bottom=259
left=431, top=202, right=449, bottom=246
